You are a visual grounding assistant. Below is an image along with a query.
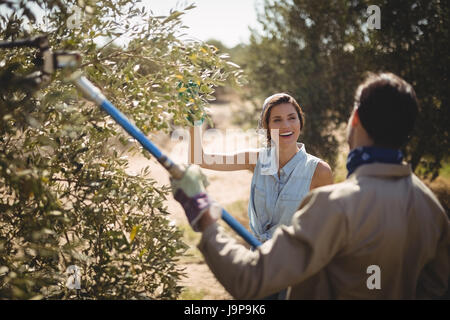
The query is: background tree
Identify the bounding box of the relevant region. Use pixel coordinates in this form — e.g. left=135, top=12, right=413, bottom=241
left=244, top=0, right=449, bottom=177
left=0, top=0, right=243, bottom=299
left=360, top=0, right=449, bottom=180
left=244, top=0, right=367, bottom=167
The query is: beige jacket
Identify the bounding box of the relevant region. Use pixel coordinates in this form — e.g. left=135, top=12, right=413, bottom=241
left=198, top=163, right=449, bottom=299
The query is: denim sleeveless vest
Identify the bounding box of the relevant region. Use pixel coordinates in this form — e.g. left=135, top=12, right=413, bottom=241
left=248, top=143, right=320, bottom=242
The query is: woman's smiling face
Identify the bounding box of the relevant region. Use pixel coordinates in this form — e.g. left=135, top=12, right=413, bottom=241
left=267, top=103, right=301, bottom=147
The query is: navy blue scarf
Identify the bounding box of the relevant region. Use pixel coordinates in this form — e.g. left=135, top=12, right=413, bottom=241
left=346, top=146, right=403, bottom=177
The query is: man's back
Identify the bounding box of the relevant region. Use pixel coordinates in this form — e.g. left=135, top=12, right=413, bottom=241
left=198, top=162, right=449, bottom=300
left=299, top=162, right=449, bottom=299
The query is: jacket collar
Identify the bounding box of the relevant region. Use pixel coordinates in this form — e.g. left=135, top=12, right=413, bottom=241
left=350, top=162, right=412, bottom=179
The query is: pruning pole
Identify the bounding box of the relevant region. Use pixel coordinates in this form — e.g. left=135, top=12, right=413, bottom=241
left=72, top=74, right=262, bottom=249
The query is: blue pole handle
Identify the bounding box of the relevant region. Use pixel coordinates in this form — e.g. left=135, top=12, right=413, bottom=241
left=222, top=210, right=261, bottom=248
left=73, top=75, right=261, bottom=248
left=101, top=99, right=162, bottom=159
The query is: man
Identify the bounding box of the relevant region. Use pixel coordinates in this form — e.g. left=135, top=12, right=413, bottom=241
left=172, top=72, right=449, bottom=299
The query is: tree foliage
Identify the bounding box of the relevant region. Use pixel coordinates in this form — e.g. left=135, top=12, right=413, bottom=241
left=0, top=0, right=242, bottom=299
left=245, top=0, right=449, bottom=176
left=244, top=0, right=366, bottom=167
left=361, top=0, right=449, bottom=180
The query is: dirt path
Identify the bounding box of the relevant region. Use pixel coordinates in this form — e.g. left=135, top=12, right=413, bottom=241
left=125, top=97, right=253, bottom=299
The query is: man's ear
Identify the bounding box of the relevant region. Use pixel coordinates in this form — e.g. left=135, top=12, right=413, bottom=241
left=351, top=109, right=360, bottom=127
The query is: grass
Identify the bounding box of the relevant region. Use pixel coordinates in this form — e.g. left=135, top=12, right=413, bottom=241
left=179, top=287, right=208, bottom=300
left=424, top=175, right=450, bottom=218
left=221, top=199, right=252, bottom=248
left=438, top=161, right=450, bottom=180
left=224, top=199, right=249, bottom=225
left=177, top=223, right=204, bottom=264
left=177, top=223, right=230, bottom=300
left=333, top=151, right=348, bottom=183
left=178, top=223, right=201, bottom=245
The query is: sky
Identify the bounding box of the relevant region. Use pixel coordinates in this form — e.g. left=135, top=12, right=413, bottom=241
left=0, top=0, right=263, bottom=48
left=141, top=0, right=262, bottom=48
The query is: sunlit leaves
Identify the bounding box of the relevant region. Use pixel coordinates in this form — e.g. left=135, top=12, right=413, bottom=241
left=0, top=0, right=241, bottom=299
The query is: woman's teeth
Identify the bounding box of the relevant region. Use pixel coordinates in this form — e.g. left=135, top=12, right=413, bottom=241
left=280, top=132, right=293, bottom=137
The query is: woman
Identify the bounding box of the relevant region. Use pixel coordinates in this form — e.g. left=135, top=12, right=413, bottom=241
left=189, top=93, right=333, bottom=242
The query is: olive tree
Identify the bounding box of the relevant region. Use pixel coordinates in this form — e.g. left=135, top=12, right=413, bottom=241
left=245, top=0, right=449, bottom=177
left=0, top=0, right=243, bottom=299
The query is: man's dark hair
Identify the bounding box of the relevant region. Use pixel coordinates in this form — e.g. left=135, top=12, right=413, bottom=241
left=355, top=72, right=419, bottom=149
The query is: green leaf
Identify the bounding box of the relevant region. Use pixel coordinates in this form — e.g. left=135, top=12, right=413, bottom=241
left=161, top=11, right=184, bottom=24
left=129, top=225, right=140, bottom=243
